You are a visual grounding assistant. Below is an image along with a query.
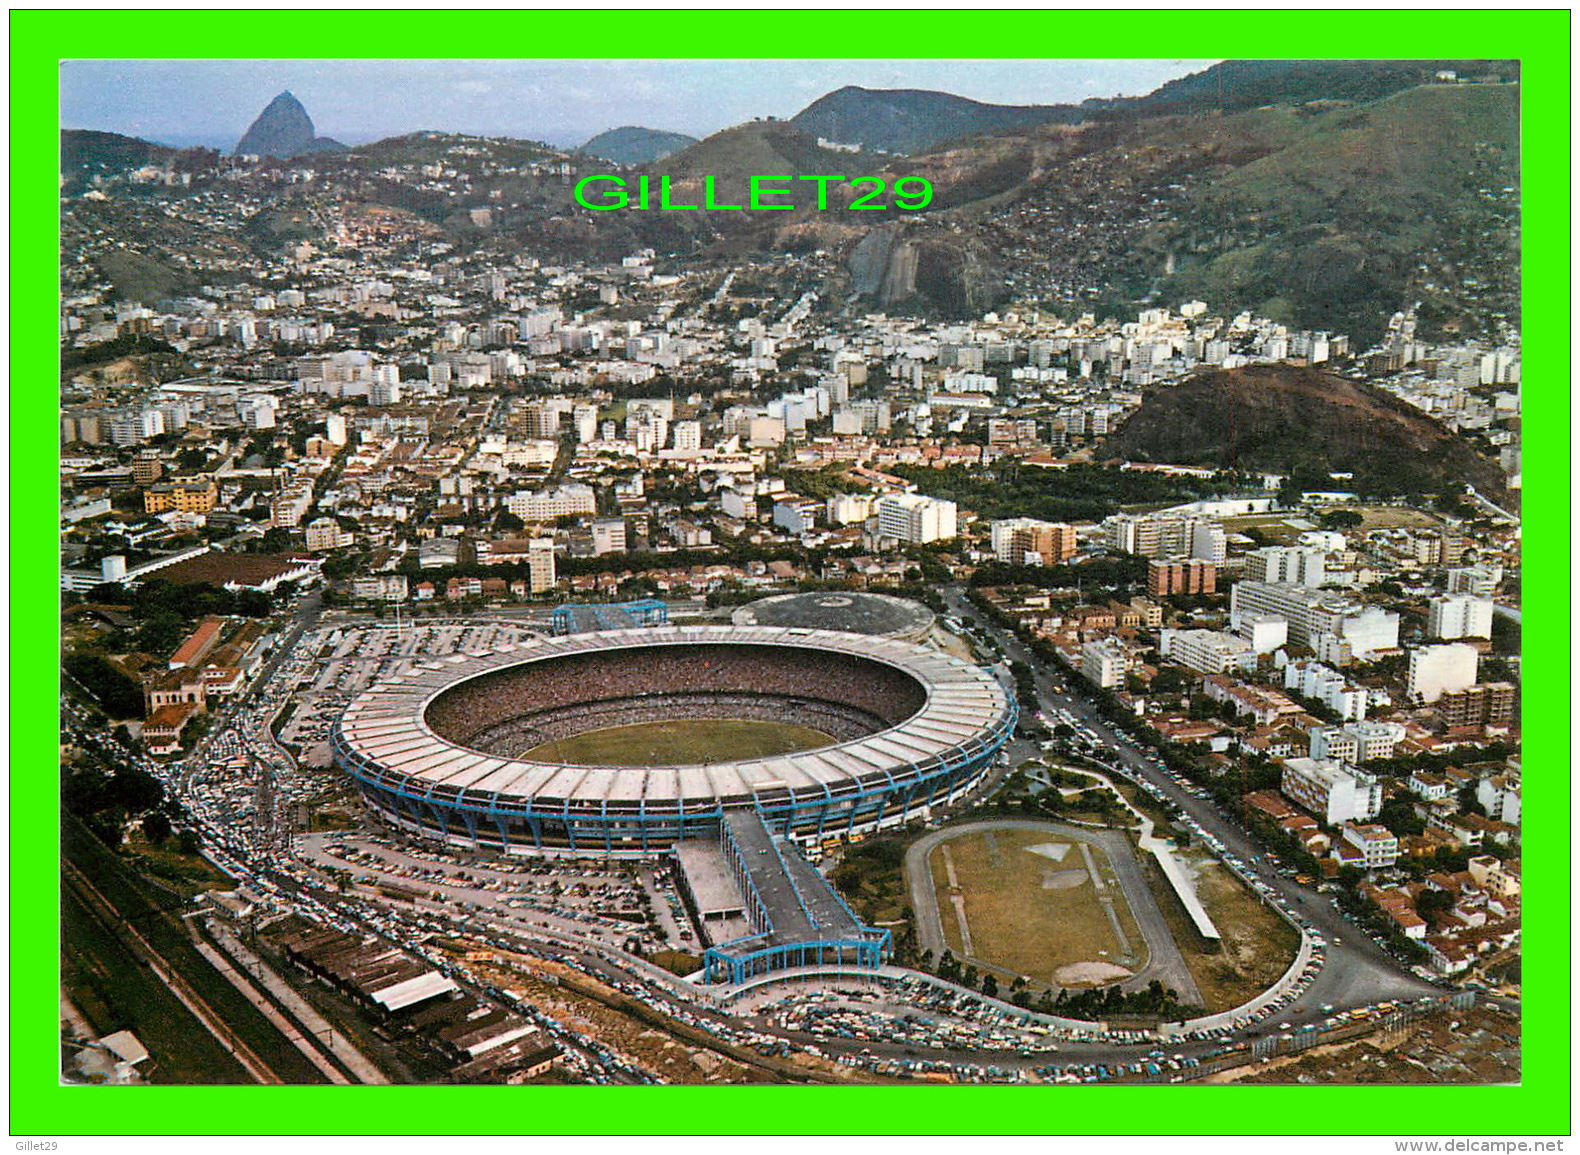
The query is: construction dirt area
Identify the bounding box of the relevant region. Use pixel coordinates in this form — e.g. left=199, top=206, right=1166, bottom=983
left=1223, top=1002, right=1520, bottom=1085
left=1141, top=844, right=1301, bottom=1013
left=457, top=947, right=866, bottom=1086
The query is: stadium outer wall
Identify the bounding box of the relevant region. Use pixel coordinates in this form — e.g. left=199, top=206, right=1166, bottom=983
left=330, top=626, right=1017, bottom=858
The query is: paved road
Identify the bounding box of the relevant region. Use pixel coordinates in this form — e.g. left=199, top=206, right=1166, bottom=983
left=904, top=818, right=1203, bottom=1006
left=943, top=587, right=1439, bottom=1030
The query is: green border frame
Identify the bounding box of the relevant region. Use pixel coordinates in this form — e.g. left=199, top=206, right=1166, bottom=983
left=12, top=10, right=1570, bottom=1137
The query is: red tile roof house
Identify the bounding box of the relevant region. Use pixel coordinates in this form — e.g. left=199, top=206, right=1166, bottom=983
left=143, top=702, right=199, bottom=756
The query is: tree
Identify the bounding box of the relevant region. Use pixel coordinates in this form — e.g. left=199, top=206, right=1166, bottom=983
left=235, top=589, right=273, bottom=617
left=1415, top=888, right=1455, bottom=924
left=136, top=609, right=186, bottom=655
left=255, top=527, right=292, bottom=554
left=1320, top=509, right=1365, bottom=530
left=142, top=811, right=172, bottom=846
left=981, top=974, right=999, bottom=998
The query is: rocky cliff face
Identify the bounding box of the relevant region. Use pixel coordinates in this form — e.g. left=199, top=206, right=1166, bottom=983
left=849, top=222, right=1001, bottom=318
left=235, top=91, right=345, bottom=158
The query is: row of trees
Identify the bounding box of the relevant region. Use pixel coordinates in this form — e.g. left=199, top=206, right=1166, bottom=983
left=916, top=949, right=1185, bottom=1021
left=887, top=462, right=1253, bottom=525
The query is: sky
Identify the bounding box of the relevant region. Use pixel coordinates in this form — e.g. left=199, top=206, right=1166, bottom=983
left=60, top=58, right=1219, bottom=149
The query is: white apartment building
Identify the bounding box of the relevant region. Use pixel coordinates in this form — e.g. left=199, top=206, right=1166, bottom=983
left=1159, top=628, right=1257, bottom=675
left=1341, top=823, right=1401, bottom=869
left=304, top=517, right=352, bottom=551
left=1081, top=639, right=1132, bottom=689
left=1106, top=513, right=1225, bottom=562
left=1236, top=612, right=1289, bottom=654
left=1244, top=546, right=1328, bottom=587
left=876, top=492, right=957, bottom=544
left=826, top=492, right=874, bottom=526
left=1407, top=643, right=1479, bottom=704
left=1476, top=769, right=1521, bottom=826
left=368, top=378, right=402, bottom=407
left=240, top=395, right=279, bottom=430
left=1280, top=757, right=1383, bottom=825
left=1446, top=565, right=1502, bottom=598
left=773, top=497, right=821, bottom=536
left=351, top=574, right=409, bottom=602
left=671, top=420, right=703, bottom=452
left=526, top=538, right=556, bottom=593
left=270, top=484, right=314, bottom=529
left=1427, top=594, right=1494, bottom=640
left=1308, top=721, right=1406, bottom=764
left=591, top=519, right=628, bottom=555
left=1231, top=581, right=1399, bottom=658
left=506, top=484, right=596, bottom=522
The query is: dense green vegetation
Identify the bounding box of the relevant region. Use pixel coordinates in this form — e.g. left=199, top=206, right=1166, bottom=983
left=889, top=462, right=1251, bottom=523
left=63, top=654, right=146, bottom=718
left=969, top=556, right=1148, bottom=591
left=61, top=332, right=178, bottom=371
left=1134, top=84, right=1520, bottom=343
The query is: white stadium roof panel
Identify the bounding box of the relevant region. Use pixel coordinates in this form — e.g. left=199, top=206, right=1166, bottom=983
left=333, top=625, right=1011, bottom=810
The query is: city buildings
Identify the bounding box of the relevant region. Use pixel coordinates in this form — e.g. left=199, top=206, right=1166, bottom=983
left=1158, top=628, right=1257, bottom=675
left=1147, top=558, right=1217, bottom=597
left=990, top=518, right=1077, bottom=566
left=1427, top=594, right=1495, bottom=640
left=1308, top=721, right=1406, bottom=764
left=1081, top=638, right=1132, bottom=689
left=1280, top=757, right=1384, bottom=825
left=1105, top=513, right=1225, bottom=562
left=1243, top=546, right=1329, bottom=587
left=1230, top=581, right=1399, bottom=660
left=1408, top=643, right=1480, bottom=704
left=1341, top=822, right=1401, bottom=869
left=875, top=492, right=957, bottom=544
left=1437, top=682, right=1517, bottom=730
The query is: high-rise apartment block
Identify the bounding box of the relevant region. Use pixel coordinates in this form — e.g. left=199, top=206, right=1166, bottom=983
left=991, top=518, right=1077, bottom=566
left=1281, top=757, right=1383, bottom=825
left=1148, top=558, right=1217, bottom=597
left=1407, top=643, right=1479, bottom=704
left=1427, top=594, right=1494, bottom=640
left=876, top=493, right=957, bottom=544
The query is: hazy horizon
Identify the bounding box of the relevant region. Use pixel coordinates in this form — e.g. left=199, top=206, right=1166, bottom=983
left=60, top=58, right=1219, bottom=150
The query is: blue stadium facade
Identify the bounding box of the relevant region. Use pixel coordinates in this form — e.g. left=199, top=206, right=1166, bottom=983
left=332, top=627, right=1016, bottom=857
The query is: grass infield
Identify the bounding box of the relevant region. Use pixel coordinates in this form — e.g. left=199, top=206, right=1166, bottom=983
left=522, top=718, right=836, bottom=766
left=929, top=827, right=1147, bottom=988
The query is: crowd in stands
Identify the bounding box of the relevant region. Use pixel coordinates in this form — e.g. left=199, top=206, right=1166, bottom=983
left=425, top=644, right=927, bottom=755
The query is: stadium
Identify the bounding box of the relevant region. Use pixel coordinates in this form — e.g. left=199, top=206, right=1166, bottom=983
left=331, top=625, right=1016, bottom=857
left=730, top=590, right=936, bottom=641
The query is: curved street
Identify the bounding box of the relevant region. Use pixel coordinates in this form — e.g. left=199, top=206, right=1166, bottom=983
left=941, top=586, right=1440, bottom=1028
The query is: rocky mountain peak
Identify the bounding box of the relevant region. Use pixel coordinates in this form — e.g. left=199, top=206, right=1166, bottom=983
left=235, top=90, right=344, bottom=159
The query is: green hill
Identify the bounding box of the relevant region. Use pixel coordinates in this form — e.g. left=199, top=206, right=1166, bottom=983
left=790, top=86, right=1077, bottom=155
left=1127, top=83, right=1520, bottom=341
left=581, top=126, right=696, bottom=165
left=1103, top=364, right=1510, bottom=501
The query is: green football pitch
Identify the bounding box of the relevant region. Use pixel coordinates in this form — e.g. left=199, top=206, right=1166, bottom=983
left=523, top=718, right=836, bottom=766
